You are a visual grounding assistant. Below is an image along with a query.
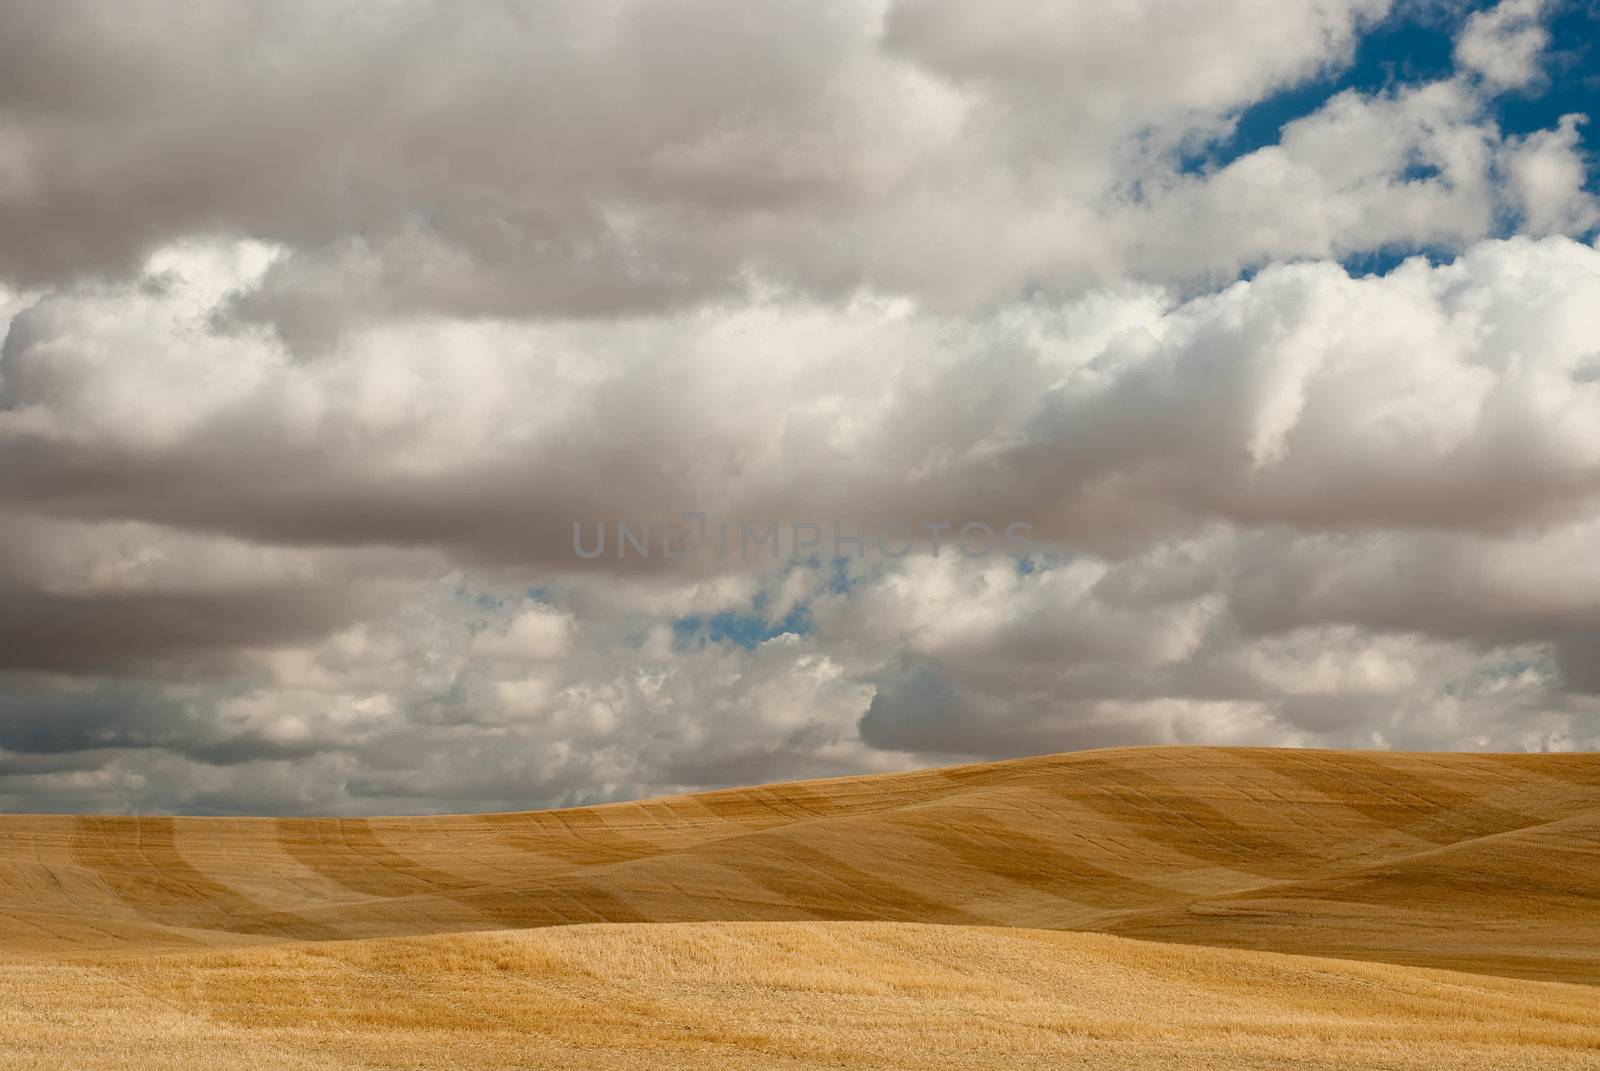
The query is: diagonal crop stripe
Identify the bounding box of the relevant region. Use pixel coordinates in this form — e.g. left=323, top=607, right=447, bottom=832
left=69, top=817, right=340, bottom=941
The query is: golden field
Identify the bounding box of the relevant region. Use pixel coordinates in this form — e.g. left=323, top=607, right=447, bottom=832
left=3, top=746, right=1599, bottom=1068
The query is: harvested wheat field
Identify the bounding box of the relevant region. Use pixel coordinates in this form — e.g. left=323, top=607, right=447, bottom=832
left=3, top=746, right=1600, bottom=1068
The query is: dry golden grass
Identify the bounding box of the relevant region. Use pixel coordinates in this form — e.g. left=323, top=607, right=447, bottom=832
left=5, top=923, right=1600, bottom=1069
left=3, top=746, right=1599, bottom=1068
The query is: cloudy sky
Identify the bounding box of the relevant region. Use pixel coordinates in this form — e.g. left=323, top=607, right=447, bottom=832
left=2, top=0, right=1599, bottom=814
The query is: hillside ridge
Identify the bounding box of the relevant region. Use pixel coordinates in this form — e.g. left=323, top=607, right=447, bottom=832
left=3, top=745, right=1598, bottom=982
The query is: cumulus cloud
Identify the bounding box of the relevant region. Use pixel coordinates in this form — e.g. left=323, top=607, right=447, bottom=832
left=0, top=0, right=1598, bottom=813
left=11, top=235, right=1600, bottom=553
left=1455, top=0, right=1551, bottom=90
left=1502, top=114, right=1600, bottom=236
left=5, top=0, right=1583, bottom=330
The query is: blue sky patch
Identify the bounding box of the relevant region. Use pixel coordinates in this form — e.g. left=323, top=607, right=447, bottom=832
left=673, top=592, right=815, bottom=650
left=1186, top=1, right=1600, bottom=182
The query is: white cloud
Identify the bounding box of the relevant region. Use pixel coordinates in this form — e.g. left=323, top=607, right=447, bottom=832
left=1455, top=0, right=1551, bottom=91
left=5, top=0, right=1579, bottom=324
left=472, top=604, right=574, bottom=663
left=1502, top=115, right=1600, bottom=236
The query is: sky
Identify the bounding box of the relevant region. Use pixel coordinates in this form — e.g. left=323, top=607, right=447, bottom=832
left=2, top=0, right=1600, bottom=815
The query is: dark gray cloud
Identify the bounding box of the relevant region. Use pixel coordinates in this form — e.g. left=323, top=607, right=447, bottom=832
left=0, top=581, right=362, bottom=675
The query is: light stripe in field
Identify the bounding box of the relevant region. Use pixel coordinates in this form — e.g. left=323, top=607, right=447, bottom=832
left=70, top=817, right=339, bottom=941
left=357, top=818, right=536, bottom=884
left=687, top=832, right=992, bottom=925
left=458, top=873, right=653, bottom=927
left=275, top=819, right=485, bottom=898
left=169, top=819, right=373, bottom=913
left=478, top=809, right=683, bottom=867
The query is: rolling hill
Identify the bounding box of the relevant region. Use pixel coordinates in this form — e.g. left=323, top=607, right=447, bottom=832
left=3, top=746, right=1599, bottom=1068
